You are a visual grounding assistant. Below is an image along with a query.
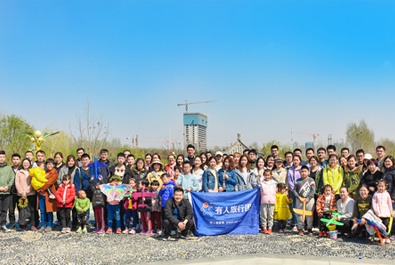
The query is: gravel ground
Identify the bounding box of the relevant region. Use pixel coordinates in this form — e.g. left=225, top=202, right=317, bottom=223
left=0, top=228, right=394, bottom=265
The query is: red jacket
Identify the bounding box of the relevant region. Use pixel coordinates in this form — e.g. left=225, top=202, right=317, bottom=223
left=56, top=183, right=76, bottom=208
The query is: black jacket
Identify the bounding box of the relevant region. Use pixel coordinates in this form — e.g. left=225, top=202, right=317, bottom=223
left=383, top=167, right=395, bottom=200
left=137, top=187, right=152, bottom=212
left=131, top=169, right=148, bottom=189
left=90, top=178, right=106, bottom=208
left=164, top=197, right=194, bottom=226
left=109, top=164, right=132, bottom=184
left=361, top=170, right=383, bottom=195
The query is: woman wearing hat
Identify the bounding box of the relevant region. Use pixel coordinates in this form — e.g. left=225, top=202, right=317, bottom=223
left=147, top=161, right=164, bottom=188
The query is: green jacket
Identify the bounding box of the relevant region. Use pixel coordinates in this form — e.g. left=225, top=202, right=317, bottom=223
left=0, top=163, right=15, bottom=195
left=342, top=165, right=362, bottom=199
left=74, top=197, right=91, bottom=213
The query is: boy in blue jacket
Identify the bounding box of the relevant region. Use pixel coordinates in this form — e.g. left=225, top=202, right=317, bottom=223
left=159, top=173, right=175, bottom=220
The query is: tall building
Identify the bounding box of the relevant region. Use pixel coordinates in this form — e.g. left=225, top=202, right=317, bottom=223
left=183, top=113, right=207, bottom=151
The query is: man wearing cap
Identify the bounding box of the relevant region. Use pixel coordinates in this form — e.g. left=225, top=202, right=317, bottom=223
left=185, top=144, right=195, bottom=166
left=215, top=151, right=223, bottom=170
left=248, top=149, right=258, bottom=169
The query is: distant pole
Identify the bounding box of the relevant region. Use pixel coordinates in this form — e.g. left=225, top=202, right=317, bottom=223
left=291, top=127, right=293, bottom=150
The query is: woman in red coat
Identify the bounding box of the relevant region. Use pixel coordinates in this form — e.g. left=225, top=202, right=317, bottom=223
left=56, top=174, right=76, bottom=233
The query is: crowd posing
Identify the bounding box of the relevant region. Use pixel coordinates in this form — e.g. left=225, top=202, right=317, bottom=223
left=0, top=143, right=394, bottom=242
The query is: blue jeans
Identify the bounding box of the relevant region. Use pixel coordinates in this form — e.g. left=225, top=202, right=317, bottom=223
left=289, top=192, right=298, bottom=226
left=107, top=203, right=121, bottom=229
left=125, top=209, right=139, bottom=229
left=38, top=195, right=53, bottom=228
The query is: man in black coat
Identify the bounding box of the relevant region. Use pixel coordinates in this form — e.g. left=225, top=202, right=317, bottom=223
left=163, top=188, right=194, bottom=240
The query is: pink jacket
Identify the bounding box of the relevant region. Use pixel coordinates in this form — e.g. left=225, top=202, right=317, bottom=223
left=15, top=169, right=36, bottom=197
left=260, top=179, right=277, bottom=205
left=372, top=191, right=393, bottom=218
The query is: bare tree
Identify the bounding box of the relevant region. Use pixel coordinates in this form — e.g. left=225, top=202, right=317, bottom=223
left=69, top=101, right=110, bottom=156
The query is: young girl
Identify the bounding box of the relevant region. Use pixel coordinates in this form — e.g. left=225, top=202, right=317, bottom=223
left=55, top=175, right=76, bottom=233
left=316, top=185, right=336, bottom=237
left=372, top=180, right=394, bottom=244
left=123, top=178, right=138, bottom=234
left=138, top=179, right=153, bottom=235
left=173, top=166, right=182, bottom=183
left=90, top=176, right=106, bottom=234
left=259, top=169, right=277, bottom=234
left=150, top=180, right=162, bottom=234
left=274, top=183, right=292, bottom=232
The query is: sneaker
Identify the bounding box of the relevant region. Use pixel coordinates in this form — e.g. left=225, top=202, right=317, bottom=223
left=308, top=229, right=313, bottom=236
left=122, top=228, right=129, bottom=234
left=385, top=238, right=391, bottom=244
left=2, top=226, right=11, bottom=233
left=31, top=226, right=37, bottom=232
left=268, top=229, right=272, bottom=234
left=97, top=229, right=105, bottom=234
left=61, top=228, right=67, bottom=234
left=162, top=235, right=171, bottom=241
left=116, top=228, right=121, bottom=234
left=93, top=229, right=99, bottom=233
left=106, top=228, right=112, bottom=234
left=323, top=231, right=328, bottom=237
left=145, top=231, right=152, bottom=235
left=156, top=229, right=162, bottom=235
left=76, top=228, right=82, bottom=233
left=179, top=234, right=186, bottom=239
left=38, top=226, right=46, bottom=233
left=129, top=229, right=136, bottom=234
left=278, top=229, right=283, bottom=233
left=45, top=227, right=52, bottom=232
left=263, top=228, right=268, bottom=234
left=319, top=231, right=323, bottom=237
left=312, top=227, right=319, bottom=232
left=292, top=226, right=298, bottom=232
left=83, top=228, right=88, bottom=233
left=299, top=229, right=304, bottom=236
left=66, top=228, right=71, bottom=233
left=49, top=194, right=56, bottom=200
left=9, top=223, right=15, bottom=230
left=140, top=230, right=146, bottom=235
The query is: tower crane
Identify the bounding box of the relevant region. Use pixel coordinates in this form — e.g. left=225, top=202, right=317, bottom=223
left=177, top=100, right=218, bottom=113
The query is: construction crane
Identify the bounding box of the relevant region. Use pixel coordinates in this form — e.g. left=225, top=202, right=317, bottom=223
left=126, top=135, right=160, bottom=148
left=298, top=132, right=319, bottom=149
left=177, top=100, right=218, bottom=113
left=340, top=138, right=348, bottom=144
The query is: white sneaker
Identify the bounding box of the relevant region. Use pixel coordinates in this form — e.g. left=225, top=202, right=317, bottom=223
left=122, top=229, right=129, bottom=234
left=156, top=229, right=162, bottom=235
left=292, top=226, right=298, bottom=232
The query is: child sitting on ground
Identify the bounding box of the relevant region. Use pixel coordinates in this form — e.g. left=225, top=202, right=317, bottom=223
left=150, top=180, right=162, bottom=234
left=138, top=179, right=153, bottom=235
left=123, top=178, right=138, bottom=234
left=55, top=175, right=76, bottom=233
left=90, top=176, right=106, bottom=234
left=74, top=190, right=91, bottom=234
left=293, top=165, right=316, bottom=236
left=372, top=179, right=394, bottom=244
left=259, top=169, right=277, bottom=234
left=274, top=183, right=293, bottom=233
left=316, top=184, right=336, bottom=237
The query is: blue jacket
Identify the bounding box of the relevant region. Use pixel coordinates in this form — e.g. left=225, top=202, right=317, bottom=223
left=74, top=167, right=96, bottom=193
left=158, top=181, right=175, bottom=207
left=202, top=168, right=220, bottom=192
left=218, top=169, right=237, bottom=192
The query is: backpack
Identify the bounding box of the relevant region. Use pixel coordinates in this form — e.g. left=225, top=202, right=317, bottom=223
left=19, top=207, right=31, bottom=226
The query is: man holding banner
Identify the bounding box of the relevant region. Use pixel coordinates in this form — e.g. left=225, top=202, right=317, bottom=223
left=162, top=188, right=194, bottom=240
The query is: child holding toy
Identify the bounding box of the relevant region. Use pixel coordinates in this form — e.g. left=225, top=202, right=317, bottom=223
left=259, top=169, right=277, bottom=234
left=138, top=179, right=153, bottom=235
left=150, top=180, right=162, bottom=234
left=293, top=165, right=316, bottom=236
left=372, top=179, right=394, bottom=243
left=123, top=178, right=138, bottom=234
left=316, top=184, right=336, bottom=237
left=274, top=182, right=292, bottom=232
left=90, top=176, right=106, bottom=233
left=105, top=176, right=123, bottom=234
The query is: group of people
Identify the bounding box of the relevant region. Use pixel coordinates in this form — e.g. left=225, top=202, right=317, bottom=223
left=0, top=143, right=394, bottom=242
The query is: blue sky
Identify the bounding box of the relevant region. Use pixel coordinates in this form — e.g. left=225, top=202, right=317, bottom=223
left=0, top=1, right=394, bottom=149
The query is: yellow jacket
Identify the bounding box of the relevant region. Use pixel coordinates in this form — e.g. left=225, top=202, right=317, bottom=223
left=323, top=164, right=344, bottom=195
left=147, top=171, right=164, bottom=188
left=274, top=192, right=292, bottom=220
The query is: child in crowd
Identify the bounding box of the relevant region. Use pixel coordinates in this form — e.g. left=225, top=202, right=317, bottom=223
left=138, top=179, right=153, bottom=235
left=316, top=184, right=336, bottom=237
left=293, top=165, right=316, bottom=236
left=150, top=180, right=162, bottom=234
left=123, top=178, right=138, bottom=234
left=372, top=179, right=394, bottom=243
left=176, top=162, right=199, bottom=200
left=90, top=176, right=106, bottom=234
left=274, top=183, right=292, bottom=232
left=259, top=169, right=277, bottom=234
left=30, top=161, right=56, bottom=199
left=55, top=175, right=76, bottom=233
left=173, top=166, right=182, bottom=183
left=159, top=173, right=175, bottom=221
left=105, top=176, right=123, bottom=234
left=74, top=190, right=91, bottom=233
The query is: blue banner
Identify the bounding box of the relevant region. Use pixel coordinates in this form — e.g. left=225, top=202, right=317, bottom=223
left=190, top=189, right=260, bottom=236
